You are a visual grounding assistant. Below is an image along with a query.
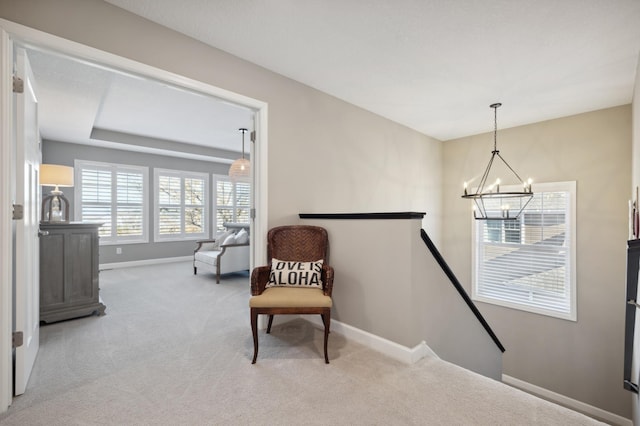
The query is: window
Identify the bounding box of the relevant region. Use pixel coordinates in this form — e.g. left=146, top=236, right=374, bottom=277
left=74, top=160, right=148, bottom=245
left=472, top=181, right=576, bottom=320
left=154, top=169, right=209, bottom=241
left=213, top=175, right=250, bottom=233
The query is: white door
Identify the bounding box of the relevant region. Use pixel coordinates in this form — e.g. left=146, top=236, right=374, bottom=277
left=14, top=47, right=41, bottom=396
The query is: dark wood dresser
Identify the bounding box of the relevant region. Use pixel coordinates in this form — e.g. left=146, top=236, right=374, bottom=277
left=39, top=222, right=106, bottom=323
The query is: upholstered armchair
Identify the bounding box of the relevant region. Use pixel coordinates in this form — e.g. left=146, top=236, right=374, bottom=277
left=193, top=223, right=250, bottom=283
left=249, top=225, right=334, bottom=364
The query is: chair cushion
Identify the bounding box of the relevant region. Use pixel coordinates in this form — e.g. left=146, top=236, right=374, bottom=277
left=214, top=230, right=234, bottom=248
left=199, top=242, right=217, bottom=251
left=222, top=233, right=237, bottom=245
left=235, top=228, right=249, bottom=244
left=266, top=258, right=323, bottom=289
left=249, top=287, right=332, bottom=308
left=194, top=250, right=220, bottom=266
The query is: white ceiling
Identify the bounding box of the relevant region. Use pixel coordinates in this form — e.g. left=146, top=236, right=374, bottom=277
left=102, top=0, right=640, bottom=141
left=27, top=48, right=255, bottom=163
left=28, top=0, right=640, bottom=159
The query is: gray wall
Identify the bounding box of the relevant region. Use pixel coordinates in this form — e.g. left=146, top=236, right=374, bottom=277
left=442, top=105, right=632, bottom=418
left=43, top=140, right=229, bottom=264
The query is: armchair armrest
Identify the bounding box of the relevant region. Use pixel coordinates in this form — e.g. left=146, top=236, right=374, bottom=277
left=219, top=241, right=250, bottom=248
left=251, top=265, right=271, bottom=296
left=194, top=239, right=218, bottom=254
left=322, top=264, right=334, bottom=296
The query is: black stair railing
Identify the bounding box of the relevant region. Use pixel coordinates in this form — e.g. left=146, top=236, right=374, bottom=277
left=420, top=229, right=505, bottom=353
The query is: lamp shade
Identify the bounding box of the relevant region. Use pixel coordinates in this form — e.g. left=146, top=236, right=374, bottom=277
left=229, top=128, right=250, bottom=179
left=229, top=158, right=250, bottom=179
left=40, top=164, right=74, bottom=187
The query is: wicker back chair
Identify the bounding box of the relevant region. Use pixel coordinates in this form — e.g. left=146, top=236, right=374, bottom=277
left=249, top=225, right=334, bottom=363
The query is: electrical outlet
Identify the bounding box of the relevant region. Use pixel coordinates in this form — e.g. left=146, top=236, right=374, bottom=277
left=116, top=247, right=122, bottom=255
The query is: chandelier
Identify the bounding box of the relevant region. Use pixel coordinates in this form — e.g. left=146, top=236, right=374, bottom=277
left=461, top=103, right=533, bottom=220
left=229, top=128, right=250, bottom=179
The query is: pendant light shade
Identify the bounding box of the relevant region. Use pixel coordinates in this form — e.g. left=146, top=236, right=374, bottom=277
left=229, top=128, right=250, bottom=179
left=461, top=103, right=533, bottom=220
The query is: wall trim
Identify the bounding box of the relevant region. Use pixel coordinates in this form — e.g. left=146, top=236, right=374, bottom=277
left=284, top=314, right=630, bottom=424
left=301, top=315, right=437, bottom=364
left=502, top=374, right=632, bottom=426
left=300, top=212, right=426, bottom=220
left=100, top=256, right=192, bottom=270
left=0, top=27, right=14, bottom=414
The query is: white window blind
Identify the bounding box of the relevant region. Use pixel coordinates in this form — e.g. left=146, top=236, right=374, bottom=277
left=154, top=169, right=208, bottom=241
left=213, top=175, right=250, bottom=232
left=472, top=181, right=576, bottom=321
left=74, top=160, right=148, bottom=245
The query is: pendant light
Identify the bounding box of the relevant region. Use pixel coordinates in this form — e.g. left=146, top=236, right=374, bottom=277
left=229, top=128, right=250, bottom=179
left=461, top=103, right=533, bottom=220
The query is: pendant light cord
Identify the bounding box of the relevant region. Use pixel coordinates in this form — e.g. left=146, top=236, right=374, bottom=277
left=239, top=128, right=247, bottom=159
left=490, top=102, right=501, bottom=152
left=494, top=106, right=497, bottom=151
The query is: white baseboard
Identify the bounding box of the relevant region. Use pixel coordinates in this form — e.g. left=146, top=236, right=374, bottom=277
left=291, top=315, right=630, bottom=424
left=502, top=374, right=632, bottom=426
left=302, top=315, right=437, bottom=364
left=100, top=256, right=192, bottom=270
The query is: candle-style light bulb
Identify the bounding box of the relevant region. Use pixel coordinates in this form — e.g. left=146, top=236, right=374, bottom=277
left=464, top=181, right=468, bottom=196
left=496, top=178, right=501, bottom=193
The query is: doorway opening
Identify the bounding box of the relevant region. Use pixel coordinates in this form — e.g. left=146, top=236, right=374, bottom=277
left=0, top=19, right=269, bottom=411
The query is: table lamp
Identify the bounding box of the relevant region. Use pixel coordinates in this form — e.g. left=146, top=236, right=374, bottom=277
left=40, top=164, right=74, bottom=222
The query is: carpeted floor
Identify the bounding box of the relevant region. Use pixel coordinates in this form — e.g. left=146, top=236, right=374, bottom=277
left=0, top=261, right=604, bottom=425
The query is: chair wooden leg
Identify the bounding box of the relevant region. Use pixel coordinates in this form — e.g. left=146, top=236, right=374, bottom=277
left=266, top=314, right=274, bottom=334
left=322, top=310, right=331, bottom=364
left=320, top=314, right=330, bottom=333
left=193, top=266, right=197, bottom=275
left=251, top=309, right=259, bottom=364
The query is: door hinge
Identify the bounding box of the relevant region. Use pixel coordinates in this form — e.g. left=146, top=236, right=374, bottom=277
left=250, top=208, right=256, bottom=219
left=12, top=76, right=24, bottom=93
left=250, top=130, right=256, bottom=143
left=12, top=331, right=23, bottom=348
left=12, top=204, right=24, bottom=220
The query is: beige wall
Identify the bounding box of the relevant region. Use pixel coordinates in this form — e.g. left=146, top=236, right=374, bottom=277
left=443, top=105, right=632, bottom=418
left=0, top=0, right=442, bottom=242
left=301, top=216, right=503, bottom=379
left=633, top=56, right=640, bottom=195
left=2, top=0, right=634, bottom=419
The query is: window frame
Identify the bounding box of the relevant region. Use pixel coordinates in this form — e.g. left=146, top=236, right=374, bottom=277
left=213, top=174, right=251, bottom=234
left=74, top=159, right=149, bottom=245
left=471, top=181, right=577, bottom=321
left=154, top=168, right=209, bottom=242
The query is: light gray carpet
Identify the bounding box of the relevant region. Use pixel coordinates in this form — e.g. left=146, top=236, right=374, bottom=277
left=1, top=261, right=604, bottom=425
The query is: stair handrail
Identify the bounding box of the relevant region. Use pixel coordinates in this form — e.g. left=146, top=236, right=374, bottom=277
left=421, top=229, right=505, bottom=353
